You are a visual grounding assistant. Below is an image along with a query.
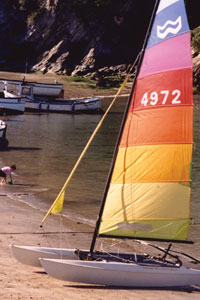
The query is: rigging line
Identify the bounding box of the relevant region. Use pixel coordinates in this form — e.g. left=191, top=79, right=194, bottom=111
left=59, top=214, right=63, bottom=253
left=135, top=239, right=200, bottom=263
left=40, top=60, right=138, bottom=226
left=0, top=231, right=93, bottom=235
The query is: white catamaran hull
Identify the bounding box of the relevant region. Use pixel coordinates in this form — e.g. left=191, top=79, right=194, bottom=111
left=10, top=245, right=79, bottom=268
left=40, top=258, right=200, bottom=287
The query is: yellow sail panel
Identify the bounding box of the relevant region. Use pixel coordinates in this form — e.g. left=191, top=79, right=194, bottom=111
left=99, top=219, right=189, bottom=240
left=111, top=144, right=192, bottom=184
left=99, top=182, right=190, bottom=240
left=41, top=190, right=65, bottom=224
left=51, top=190, right=65, bottom=214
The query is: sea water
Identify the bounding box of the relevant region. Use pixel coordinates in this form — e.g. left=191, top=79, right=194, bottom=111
left=0, top=98, right=126, bottom=226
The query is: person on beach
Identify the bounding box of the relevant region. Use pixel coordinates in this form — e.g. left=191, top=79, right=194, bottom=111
left=0, top=165, right=16, bottom=185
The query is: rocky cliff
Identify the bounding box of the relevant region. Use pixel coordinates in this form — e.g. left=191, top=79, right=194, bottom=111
left=0, top=0, right=199, bottom=79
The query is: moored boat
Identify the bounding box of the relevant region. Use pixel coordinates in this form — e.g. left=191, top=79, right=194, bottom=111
left=0, top=78, right=64, bottom=97
left=25, top=97, right=101, bottom=113
left=0, top=97, right=25, bottom=115
left=4, top=82, right=101, bottom=113
left=0, top=119, right=8, bottom=149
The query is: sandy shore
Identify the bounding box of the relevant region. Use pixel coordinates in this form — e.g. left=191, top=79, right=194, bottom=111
left=0, top=193, right=200, bottom=300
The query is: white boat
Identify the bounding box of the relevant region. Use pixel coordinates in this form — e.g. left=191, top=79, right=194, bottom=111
left=0, top=120, right=6, bottom=139
left=25, top=97, right=101, bottom=113
left=0, top=97, right=25, bottom=115
left=0, top=78, right=64, bottom=97
left=4, top=83, right=101, bottom=113
left=0, top=120, right=8, bottom=148
left=11, top=0, right=200, bottom=287
left=40, top=258, right=200, bottom=287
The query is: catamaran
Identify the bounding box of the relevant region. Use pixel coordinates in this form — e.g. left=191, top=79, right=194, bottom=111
left=11, top=0, right=200, bottom=287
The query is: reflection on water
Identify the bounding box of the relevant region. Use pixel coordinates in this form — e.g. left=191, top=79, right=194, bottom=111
left=0, top=100, right=126, bottom=225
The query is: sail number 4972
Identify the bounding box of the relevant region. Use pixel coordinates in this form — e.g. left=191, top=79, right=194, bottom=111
left=141, top=90, right=181, bottom=106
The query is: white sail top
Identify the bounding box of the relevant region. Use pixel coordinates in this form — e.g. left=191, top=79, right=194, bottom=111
left=157, top=0, right=180, bottom=13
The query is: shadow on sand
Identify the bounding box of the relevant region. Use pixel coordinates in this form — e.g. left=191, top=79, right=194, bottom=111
left=64, top=283, right=200, bottom=292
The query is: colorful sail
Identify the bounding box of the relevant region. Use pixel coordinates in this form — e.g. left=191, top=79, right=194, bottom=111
left=99, top=0, right=193, bottom=241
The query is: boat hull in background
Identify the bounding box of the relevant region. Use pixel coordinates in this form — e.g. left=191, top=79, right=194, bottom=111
left=0, top=79, right=64, bottom=97
left=25, top=97, right=101, bottom=113
left=0, top=120, right=8, bottom=149
left=0, top=97, right=25, bottom=114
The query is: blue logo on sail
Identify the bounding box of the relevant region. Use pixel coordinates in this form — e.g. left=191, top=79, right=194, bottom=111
left=147, top=0, right=189, bottom=49
left=157, top=16, right=182, bottom=39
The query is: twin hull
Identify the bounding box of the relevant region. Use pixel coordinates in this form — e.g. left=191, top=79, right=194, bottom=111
left=11, top=245, right=78, bottom=268
left=40, top=258, right=200, bottom=287
left=11, top=245, right=200, bottom=287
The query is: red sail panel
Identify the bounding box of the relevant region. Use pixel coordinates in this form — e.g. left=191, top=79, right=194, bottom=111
left=129, top=68, right=193, bottom=112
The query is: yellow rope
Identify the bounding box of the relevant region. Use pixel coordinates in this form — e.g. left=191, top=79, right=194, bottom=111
left=41, top=69, right=134, bottom=225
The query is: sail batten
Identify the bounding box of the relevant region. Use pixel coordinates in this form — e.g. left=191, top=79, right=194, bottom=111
left=98, top=0, right=193, bottom=242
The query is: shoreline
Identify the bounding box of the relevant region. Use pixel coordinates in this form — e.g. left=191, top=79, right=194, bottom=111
left=1, top=193, right=200, bottom=299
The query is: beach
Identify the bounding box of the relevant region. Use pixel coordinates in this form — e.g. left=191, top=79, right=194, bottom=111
left=1, top=193, right=200, bottom=300
left=0, top=71, right=200, bottom=299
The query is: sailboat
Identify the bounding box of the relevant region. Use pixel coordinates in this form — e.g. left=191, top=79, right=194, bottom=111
left=11, top=0, right=200, bottom=287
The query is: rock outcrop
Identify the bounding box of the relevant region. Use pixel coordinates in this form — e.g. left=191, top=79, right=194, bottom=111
left=0, top=0, right=200, bottom=82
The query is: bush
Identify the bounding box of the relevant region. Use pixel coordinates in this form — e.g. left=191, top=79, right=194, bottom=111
left=192, top=26, right=200, bottom=52
left=27, top=6, right=46, bottom=24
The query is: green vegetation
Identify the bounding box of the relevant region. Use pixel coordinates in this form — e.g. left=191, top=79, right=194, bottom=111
left=62, top=74, right=124, bottom=91
left=192, top=26, right=200, bottom=52
left=27, top=6, right=46, bottom=24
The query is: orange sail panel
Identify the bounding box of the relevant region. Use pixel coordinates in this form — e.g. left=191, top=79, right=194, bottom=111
left=120, top=106, right=193, bottom=147
left=99, top=0, right=193, bottom=241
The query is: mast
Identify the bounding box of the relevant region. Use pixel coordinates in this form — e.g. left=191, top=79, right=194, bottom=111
left=90, top=0, right=161, bottom=255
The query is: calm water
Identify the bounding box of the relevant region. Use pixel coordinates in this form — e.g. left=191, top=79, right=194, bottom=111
left=0, top=96, right=200, bottom=252
left=0, top=99, right=126, bottom=226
